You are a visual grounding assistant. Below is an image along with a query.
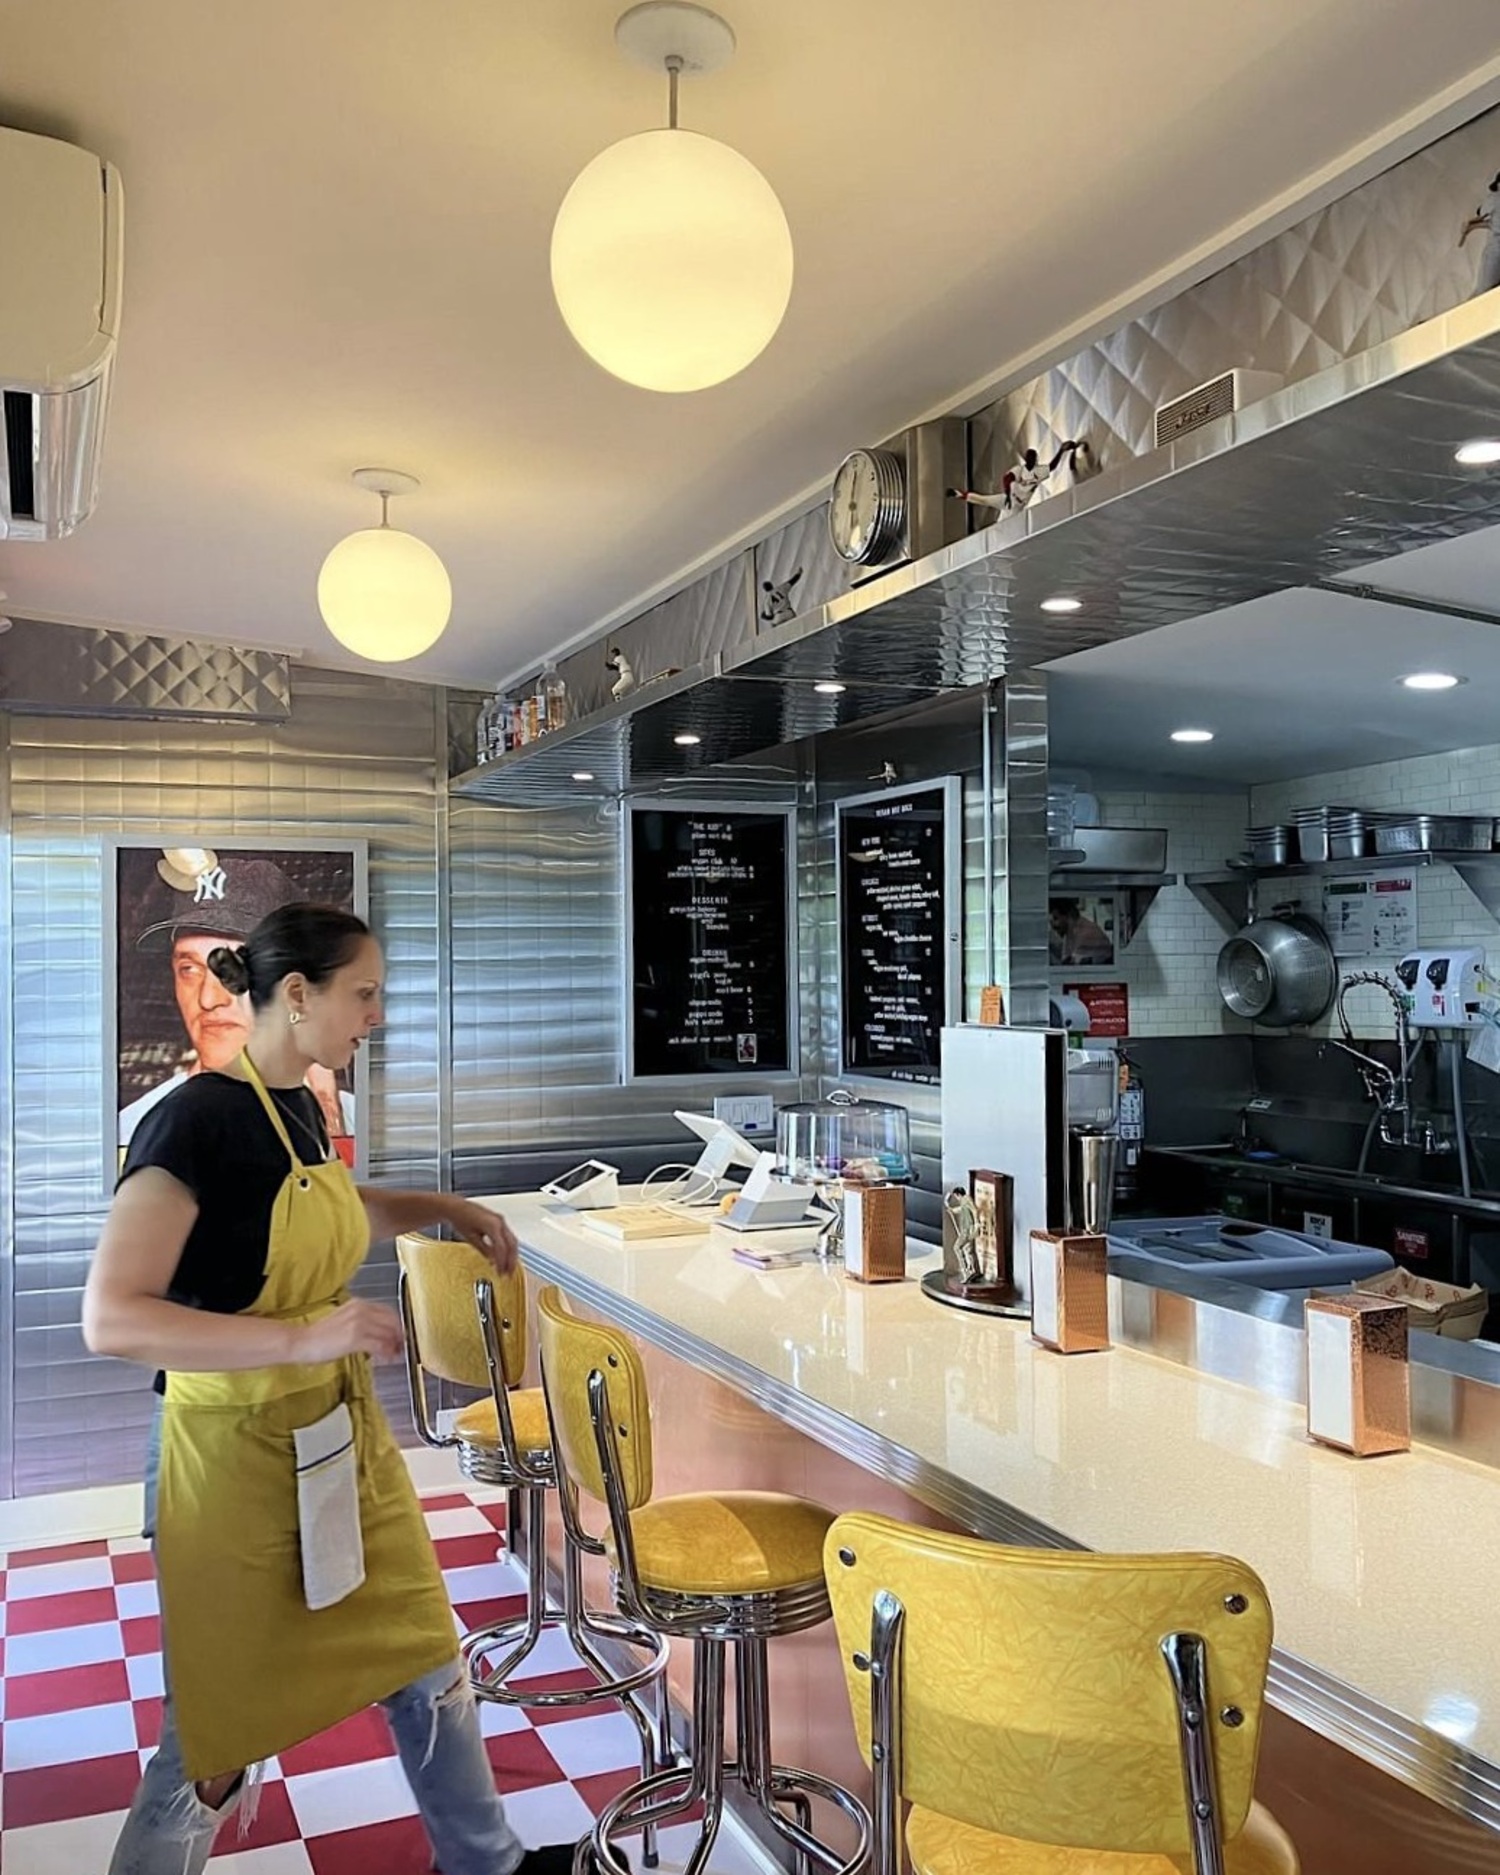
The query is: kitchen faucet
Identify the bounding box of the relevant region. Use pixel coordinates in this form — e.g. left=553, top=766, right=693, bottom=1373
left=1323, top=971, right=1420, bottom=1150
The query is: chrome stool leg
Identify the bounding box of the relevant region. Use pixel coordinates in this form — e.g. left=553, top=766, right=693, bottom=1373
left=560, top=1539, right=668, bottom=1867
left=592, top=1637, right=729, bottom=1875
left=592, top=1622, right=869, bottom=1875
left=461, top=1483, right=550, bottom=1694
left=738, top=1636, right=814, bottom=1875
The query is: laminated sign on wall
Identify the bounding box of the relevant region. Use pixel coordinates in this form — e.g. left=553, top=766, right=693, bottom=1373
left=1321, top=871, right=1416, bottom=958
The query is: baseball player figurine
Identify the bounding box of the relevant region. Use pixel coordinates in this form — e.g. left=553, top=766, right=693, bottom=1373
left=1459, top=171, right=1500, bottom=296
left=949, top=438, right=1095, bottom=515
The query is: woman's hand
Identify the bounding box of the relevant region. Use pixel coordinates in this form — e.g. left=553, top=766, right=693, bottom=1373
left=296, top=1299, right=406, bottom=1364
left=445, top=1199, right=519, bottom=1275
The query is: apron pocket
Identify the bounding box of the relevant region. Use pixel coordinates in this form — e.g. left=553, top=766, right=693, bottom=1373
left=293, top=1402, right=366, bottom=1611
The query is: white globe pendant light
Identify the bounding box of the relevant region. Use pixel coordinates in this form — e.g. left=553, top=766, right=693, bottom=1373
left=317, top=469, right=452, bottom=664
left=551, top=4, right=793, bottom=394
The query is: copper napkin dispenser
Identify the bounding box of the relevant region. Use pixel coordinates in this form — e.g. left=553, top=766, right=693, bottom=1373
left=1029, top=1230, right=1110, bottom=1354
left=1305, top=1293, right=1410, bottom=1457
left=844, top=1184, right=906, bottom=1283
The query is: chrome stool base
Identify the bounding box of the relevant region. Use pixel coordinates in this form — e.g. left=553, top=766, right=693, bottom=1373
left=584, top=1630, right=870, bottom=1875
left=463, top=1482, right=673, bottom=1866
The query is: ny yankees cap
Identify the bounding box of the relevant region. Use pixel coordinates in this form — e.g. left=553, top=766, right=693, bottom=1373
left=134, top=856, right=303, bottom=948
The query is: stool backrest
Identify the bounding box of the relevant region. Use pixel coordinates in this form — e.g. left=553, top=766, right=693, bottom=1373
left=825, top=1511, right=1272, bottom=1866
left=395, top=1232, right=526, bottom=1389
left=536, top=1284, right=653, bottom=1510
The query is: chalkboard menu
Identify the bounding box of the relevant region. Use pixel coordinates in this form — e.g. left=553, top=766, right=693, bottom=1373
left=629, top=807, right=792, bottom=1078
left=838, top=780, right=958, bottom=1082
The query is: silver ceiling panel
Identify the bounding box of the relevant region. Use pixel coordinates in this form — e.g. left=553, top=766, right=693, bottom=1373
left=455, top=292, right=1500, bottom=801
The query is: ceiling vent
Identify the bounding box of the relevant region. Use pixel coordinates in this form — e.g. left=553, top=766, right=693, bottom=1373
left=0, top=126, right=124, bottom=539
left=1154, top=368, right=1281, bottom=450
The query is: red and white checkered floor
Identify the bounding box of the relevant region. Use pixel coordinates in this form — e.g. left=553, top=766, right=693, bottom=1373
left=0, top=1488, right=766, bottom=1875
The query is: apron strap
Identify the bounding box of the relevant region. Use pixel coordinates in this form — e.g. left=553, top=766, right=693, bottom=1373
left=238, top=1049, right=309, bottom=1176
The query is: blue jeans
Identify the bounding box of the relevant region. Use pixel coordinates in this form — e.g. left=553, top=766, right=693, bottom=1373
left=108, top=1659, right=527, bottom=1875
left=110, top=1406, right=527, bottom=1875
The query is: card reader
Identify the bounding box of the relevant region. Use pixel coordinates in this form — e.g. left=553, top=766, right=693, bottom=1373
left=541, top=1159, right=621, bottom=1210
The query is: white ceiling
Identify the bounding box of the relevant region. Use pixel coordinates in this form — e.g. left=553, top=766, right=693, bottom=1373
left=1046, top=558, right=1500, bottom=784
left=4, top=2, right=1500, bottom=689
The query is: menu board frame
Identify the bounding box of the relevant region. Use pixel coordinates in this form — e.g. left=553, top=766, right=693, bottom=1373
left=836, top=776, right=962, bottom=1082
left=623, top=799, right=799, bottom=1085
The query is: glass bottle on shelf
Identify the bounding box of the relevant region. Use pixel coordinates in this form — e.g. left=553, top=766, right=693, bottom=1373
left=542, top=661, right=570, bottom=732
left=475, top=695, right=496, bottom=765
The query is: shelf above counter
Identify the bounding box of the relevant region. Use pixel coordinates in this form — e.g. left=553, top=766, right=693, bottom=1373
left=1184, top=850, right=1500, bottom=930
left=451, top=291, right=1500, bottom=803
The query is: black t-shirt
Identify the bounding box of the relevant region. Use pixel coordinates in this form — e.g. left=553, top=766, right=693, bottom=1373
left=120, top=1072, right=333, bottom=1317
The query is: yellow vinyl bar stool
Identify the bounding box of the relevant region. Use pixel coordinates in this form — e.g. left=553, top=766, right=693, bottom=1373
left=824, top=1512, right=1300, bottom=1875
left=396, top=1236, right=672, bottom=1835
left=536, top=1284, right=872, bottom=1875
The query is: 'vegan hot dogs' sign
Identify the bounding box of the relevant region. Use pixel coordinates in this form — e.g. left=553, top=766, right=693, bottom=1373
left=628, top=807, right=792, bottom=1078
left=838, top=780, right=960, bottom=1082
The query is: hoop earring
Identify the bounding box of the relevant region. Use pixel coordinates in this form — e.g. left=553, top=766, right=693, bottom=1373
left=289, top=1011, right=304, bottom=1027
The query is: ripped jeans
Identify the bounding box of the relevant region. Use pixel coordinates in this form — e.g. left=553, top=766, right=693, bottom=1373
left=108, top=1406, right=527, bottom=1875
left=108, top=1657, right=527, bottom=1875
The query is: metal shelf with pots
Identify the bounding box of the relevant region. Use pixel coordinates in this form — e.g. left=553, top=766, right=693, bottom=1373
left=1183, top=851, right=1500, bottom=933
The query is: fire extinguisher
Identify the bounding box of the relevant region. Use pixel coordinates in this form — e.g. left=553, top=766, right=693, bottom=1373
left=1115, top=1050, right=1145, bottom=1205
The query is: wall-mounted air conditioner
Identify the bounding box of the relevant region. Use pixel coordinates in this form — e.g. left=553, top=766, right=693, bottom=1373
left=0, top=126, right=124, bottom=539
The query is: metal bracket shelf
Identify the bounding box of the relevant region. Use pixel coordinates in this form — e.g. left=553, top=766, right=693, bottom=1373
left=1183, top=852, right=1500, bottom=933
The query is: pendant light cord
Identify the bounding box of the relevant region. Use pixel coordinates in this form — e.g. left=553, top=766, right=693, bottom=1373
left=666, top=54, right=682, bottom=128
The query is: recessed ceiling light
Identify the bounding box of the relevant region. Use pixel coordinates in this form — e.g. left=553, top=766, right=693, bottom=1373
left=1455, top=439, right=1500, bottom=466
left=673, top=732, right=701, bottom=747
left=571, top=770, right=596, bottom=782
left=1040, top=596, right=1082, bottom=614
left=1400, top=671, right=1464, bottom=691
left=1170, top=728, right=1215, bottom=744
left=814, top=681, right=846, bottom=695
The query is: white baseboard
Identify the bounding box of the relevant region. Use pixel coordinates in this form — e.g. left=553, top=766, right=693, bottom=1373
left=0, top=1481, right=145, bottom=1550
left=0, top=1447, right=505, bottom=1552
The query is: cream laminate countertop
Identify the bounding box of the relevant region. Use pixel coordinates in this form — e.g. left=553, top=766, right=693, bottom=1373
left=480, top=1191, right=1500, bottom=1831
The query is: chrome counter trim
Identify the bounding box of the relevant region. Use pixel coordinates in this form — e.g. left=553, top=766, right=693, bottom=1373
left=518, top=1234, right=1500, bottom=1834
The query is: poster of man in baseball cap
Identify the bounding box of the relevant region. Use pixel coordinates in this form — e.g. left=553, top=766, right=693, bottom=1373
left=108, top=840, right=367, bottom=1172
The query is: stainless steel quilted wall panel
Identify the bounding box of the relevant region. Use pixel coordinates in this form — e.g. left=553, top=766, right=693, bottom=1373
left=552, top=553, right=755, bottom=721
left=0, top=616, right=291, bottom=722
left=971, top=105, right=1500, bottom=488
left=446, top=791, right=814, bottom=1173
left=4, top=664, right=443, bottom=1496
left=797, top=694, right=1005, bottom=1189
left=753, top=505, right=846, bottom=628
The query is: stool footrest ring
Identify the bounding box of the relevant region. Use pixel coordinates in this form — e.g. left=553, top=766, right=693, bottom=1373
left=591, top=1760, right=870, bottom=1875
left=463, top=1609, right=668, bottom=1709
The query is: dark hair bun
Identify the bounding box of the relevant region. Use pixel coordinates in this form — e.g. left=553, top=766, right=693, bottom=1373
left=207, top=945, right=251, bottom=995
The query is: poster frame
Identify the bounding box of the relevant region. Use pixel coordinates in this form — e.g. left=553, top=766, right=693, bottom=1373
left=622, top=798, right=800, bottom=1086
left=102, top=834, right=369, bottom=1193
left=835, top=775, right=962, bottom=1081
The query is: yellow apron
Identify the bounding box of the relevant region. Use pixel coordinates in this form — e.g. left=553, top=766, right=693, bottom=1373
left=157, top=1052, right=458, bottom=1780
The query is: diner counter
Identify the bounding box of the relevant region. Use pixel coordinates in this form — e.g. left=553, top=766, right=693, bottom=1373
left=481, top=1191, right=1500, bottom=1834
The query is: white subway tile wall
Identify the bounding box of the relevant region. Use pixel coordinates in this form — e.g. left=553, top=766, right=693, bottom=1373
left=1053, top=749, right=1500, bottom=1041
left=1253, top=749, right=1500, bottom=1039
left=1051, top=792, right=1252, bottom=1038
